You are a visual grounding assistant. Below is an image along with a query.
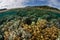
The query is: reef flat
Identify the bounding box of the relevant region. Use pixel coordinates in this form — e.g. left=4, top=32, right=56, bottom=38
left=0, top=6, right=60, bottom=40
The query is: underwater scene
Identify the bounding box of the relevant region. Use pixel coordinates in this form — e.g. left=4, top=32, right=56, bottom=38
left=0, top=6, right=60, bottom=40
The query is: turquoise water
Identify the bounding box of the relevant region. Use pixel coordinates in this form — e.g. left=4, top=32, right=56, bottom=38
left=0, top=9, right=60, bottom=20
left=0, top=10, right=17, bottom=19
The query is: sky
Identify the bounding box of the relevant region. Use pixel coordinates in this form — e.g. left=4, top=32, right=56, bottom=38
left=0, top=0, right=60, bottom=9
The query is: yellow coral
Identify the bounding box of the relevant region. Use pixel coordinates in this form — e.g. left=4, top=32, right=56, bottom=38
left=4, top=19, right=59, bottom=40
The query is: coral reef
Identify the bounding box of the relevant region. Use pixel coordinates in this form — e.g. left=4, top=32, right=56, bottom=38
left=0, top=6, right=60, bottom=40
left=0, top=18, right=59, bottom=40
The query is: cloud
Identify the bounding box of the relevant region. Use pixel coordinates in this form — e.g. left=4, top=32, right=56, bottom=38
left=0, top=0, right=49, bottom=9
left=0, top=0, right=29, bottom=9
left=0, top=0, right=60, bottom=9
left=48, top=0, right=60, bottom=9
